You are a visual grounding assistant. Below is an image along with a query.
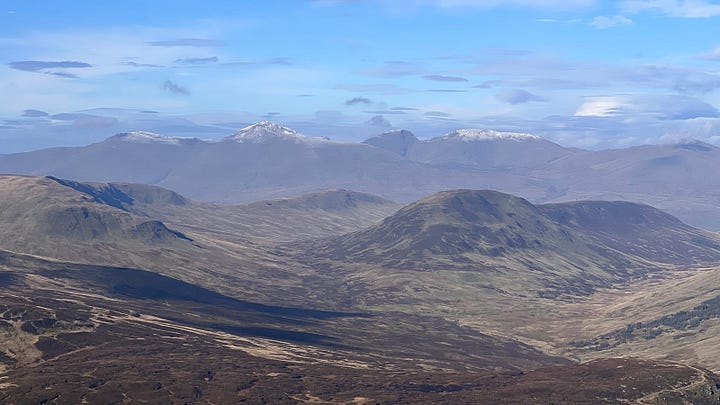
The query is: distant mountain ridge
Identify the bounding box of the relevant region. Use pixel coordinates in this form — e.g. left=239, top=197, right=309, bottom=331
left=2, top=121, right=720, bottom=229
left=41, top=176, right=401, bottom=243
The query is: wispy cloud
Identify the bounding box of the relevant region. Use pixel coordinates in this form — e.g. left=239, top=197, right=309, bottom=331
left=424, top=111, right=453, bottom=117
left=8, top=60, right=92, bottom=78
left=700, top=46, right=720, bottom=60
left=266, top=57, right=294, bottom=65
left=469, top=53, right=720, bottom=93
left=363, top=109, right=407, bottom=114
left=590, top=15, right=633, bottom=29
left=22, top=109, right=48, bottom=117
left=147, top=38, right=224, bottom=47
left=335, top=83, right=415, bottom=95
left=622, top=0, right=720, bottom=18
left=366, top=115, right=392, bottom=127
left=495, top=89, right=546, bottom=104
left=175, top=56, right=218, bottom=64
left=423, top=74, right=468, bottom=82
left=471, top=80, right=503, bottom=88
left=222, top=57, right=295, bottom=67
left=359, top=61, right=423, bottom=78
left=163, top=80, right=190, bottom=95
left=122, top=61, right=163, bottom=68
left=331, top=0, right=598, bottom=10
left=427, top=89, right=467, bottom=92
left=345, top=97, right=373, bottom=105
left=391, top=106, right=419, bottom=111
left=431, top=0, right=596, bottom=8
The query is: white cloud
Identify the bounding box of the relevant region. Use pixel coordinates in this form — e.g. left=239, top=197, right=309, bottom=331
left=317, top=0, right=597, bottom=10
left=590, top=15, right=633, bottom=29
left=575, top=94, right=719, bottom=119
left=433, top=0, right=596, bottom=8
left=700, top=46, right=720, bottom=60
left=622, top=0, right=720, bottom=18
left=575, top=97, right=628, bottom=117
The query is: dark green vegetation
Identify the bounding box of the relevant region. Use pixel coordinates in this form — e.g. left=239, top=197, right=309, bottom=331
left=3, top=174, right=720, bottom=403
left=572, top=294, right=720, bottom=351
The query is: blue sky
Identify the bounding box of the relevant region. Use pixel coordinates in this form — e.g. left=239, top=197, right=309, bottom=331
left=2, top=0, right=720, bottom=152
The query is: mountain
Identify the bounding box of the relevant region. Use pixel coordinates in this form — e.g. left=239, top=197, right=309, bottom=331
left=539, top=200, right=720, bottom=264
left=292, top=189, right=720, bottom=353
left=536, top=139, right=720, bottom=229
left=3, top=122, right=720, bottom=230
left=225, top=120, right=330, bottom=144
left=308, top=189, right=720, bottom=287
left=288, top=188, right=720, bottom=373
left=365, top=128, right=575, bottom=172
left=0, top=131, right=201, bottom=185
left=0, top=175, right=334, bottom=307
left=363, top=129, right=419, bottom=157
left=0, top=122, right=544, bottom=205
left=0, top=175, right=192, bottom=254
left=67, top=180, right=402, bottom=243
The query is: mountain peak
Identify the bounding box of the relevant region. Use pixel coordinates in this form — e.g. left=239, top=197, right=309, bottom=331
left=437, top=128, right=541, bottom=142
left=226, top=121, right=305, bottom=143
left=672, top=139, right=716, bottom=152
left=379, top=129, right=416, bottom=137
left=112, top=131, right=190, bottom=145
left=363, top=129, right=419, bottom=157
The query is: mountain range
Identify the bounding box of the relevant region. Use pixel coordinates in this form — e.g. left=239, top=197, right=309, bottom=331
left=3, top=121, right=720, bottom=230
left=4, top=121, right=720, bottom=402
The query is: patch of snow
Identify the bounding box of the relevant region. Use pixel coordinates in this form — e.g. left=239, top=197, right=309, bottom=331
left=115, top=131, right=190, bottom=145
left=225, top=121, right=331, bottom=144
left=436, top=129, right=541, bottom=142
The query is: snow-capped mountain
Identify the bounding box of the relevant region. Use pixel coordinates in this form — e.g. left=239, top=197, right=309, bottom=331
left=362, top=127, right=571, bottom=171
left=436, top=128, right=541, bottom=142
left=4, top=122, right=720, bottom=230
left=112, top=131, right=196, bottom=145
left=225, top=121, right=303, bottom=143
left=0, top=122, right=525, bottom=204
left=223, top=121, right=330, bottom=144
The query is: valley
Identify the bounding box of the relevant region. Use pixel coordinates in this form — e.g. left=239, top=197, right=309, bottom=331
left=1, top=171, right=720, bottom=403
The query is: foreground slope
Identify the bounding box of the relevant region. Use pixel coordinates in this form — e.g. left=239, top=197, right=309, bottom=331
left=2, top=177, right=720, bottom=401
left=1, top=251, right=716, bottom=404
left=0, top=175, right=334, bottom=307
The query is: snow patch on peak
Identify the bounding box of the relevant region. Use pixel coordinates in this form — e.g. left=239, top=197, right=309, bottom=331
left=438, top=129, right=541, bottom=142
left=115, top=131, right=188, bottom=145
left=226, top=121, right=331, bottom=144
left=228, top=121, right=303, bottom=143
left=381, top=129, right=412, bottom=135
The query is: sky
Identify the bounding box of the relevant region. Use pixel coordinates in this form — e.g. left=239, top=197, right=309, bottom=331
left=2, top=0, right=720, bottom=152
